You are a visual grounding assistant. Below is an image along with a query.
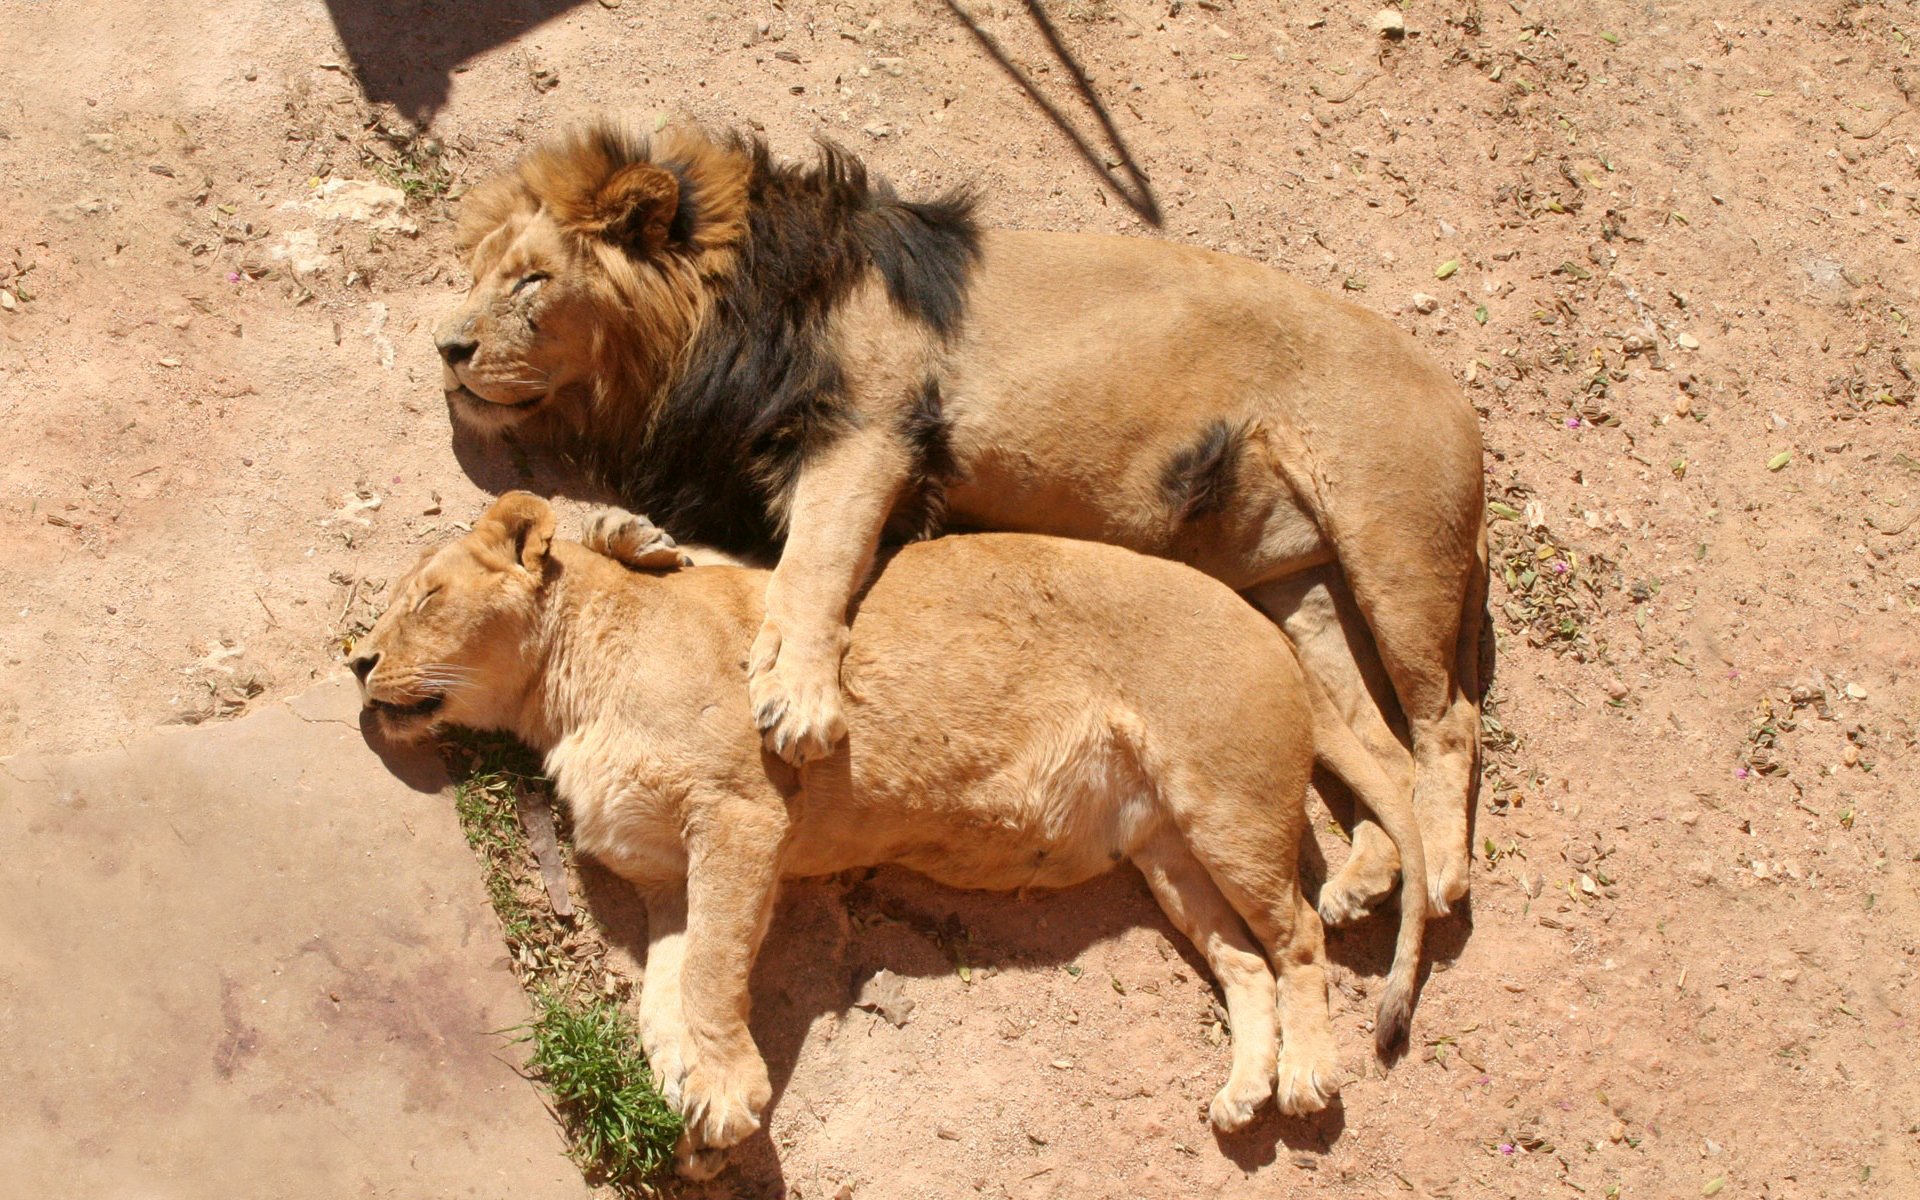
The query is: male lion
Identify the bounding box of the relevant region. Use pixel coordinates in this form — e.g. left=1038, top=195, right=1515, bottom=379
left=434, top=123, right=1487, bottom=918
left=351, top=493, right=1427, bottom=1178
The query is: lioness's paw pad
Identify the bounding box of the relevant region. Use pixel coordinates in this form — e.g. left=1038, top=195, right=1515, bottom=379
left=1208, top=1077, right=1270, bottom=1133
left=673, top=1137, right=730, bottom=1182
left=1275, top=1043, right=1341, bottom=1116
left=582, top=507, right=690, bottom=570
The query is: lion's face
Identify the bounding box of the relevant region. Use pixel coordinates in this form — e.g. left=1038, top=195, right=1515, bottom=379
left=434, top=212, right=606, bottom=434
left=351, top=493, right=555, bottom=741
left=435, top=125, right=748, bottom=440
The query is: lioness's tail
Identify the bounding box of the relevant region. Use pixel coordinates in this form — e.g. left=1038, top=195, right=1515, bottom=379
left=1304, top=680, right=1427, bottom=1057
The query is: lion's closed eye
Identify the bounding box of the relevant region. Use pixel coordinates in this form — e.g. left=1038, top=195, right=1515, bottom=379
left=412, top=586, right=442, bottom=614
left=511, top=273, right=548, bottom=298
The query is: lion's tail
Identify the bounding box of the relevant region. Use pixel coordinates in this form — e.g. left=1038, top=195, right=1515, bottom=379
left=1303, top=677, right=1427, bottom=1059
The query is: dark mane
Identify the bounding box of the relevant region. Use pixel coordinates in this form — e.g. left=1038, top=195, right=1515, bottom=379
left=590, top=134, right=981, bottom=554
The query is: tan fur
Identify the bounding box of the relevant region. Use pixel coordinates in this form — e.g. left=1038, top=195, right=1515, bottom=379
left=351, top=495, right=1427, bottom=1177
left=436, top=125, right=1485, bottom=918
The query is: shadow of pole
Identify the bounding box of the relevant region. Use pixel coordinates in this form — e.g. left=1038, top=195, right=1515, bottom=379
left=942, top=0, right=1163, bottom=226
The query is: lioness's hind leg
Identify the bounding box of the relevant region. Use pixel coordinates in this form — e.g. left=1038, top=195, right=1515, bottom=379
left=1133, top=831, right=1278, bottom=1133
left=1270, top=892, right=1341, bottom=1116
left=1165, top=775, right=1340, bottom=1116
left=581, top=506, right=693, bottom=570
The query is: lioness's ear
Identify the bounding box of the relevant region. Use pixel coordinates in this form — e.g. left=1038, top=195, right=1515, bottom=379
left=474, top=492, right=556, bottom=575
left=582, top=162, right=680, bottom=254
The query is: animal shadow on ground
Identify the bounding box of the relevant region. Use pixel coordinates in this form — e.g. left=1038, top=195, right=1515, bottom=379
left=577, top=811, right=1436, bottom=1193
left=319, top=0, right=584, bottom=124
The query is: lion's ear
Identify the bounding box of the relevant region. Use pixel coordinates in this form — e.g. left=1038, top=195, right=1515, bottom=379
left=474, top=492, right=556, bottom=575
left=581, top=162, right=680, bottom=254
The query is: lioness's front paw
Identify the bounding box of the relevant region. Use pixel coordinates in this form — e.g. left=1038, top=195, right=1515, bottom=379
left=582, top=506, right=691, bottom=570
left=639, top=1028, right=689, bottom=1109
left=1274, top=1037, right=1341, bottom=1116
left=677, top=1053, right=772, bottom=1153
left=746, top=622, right=847, bottom=765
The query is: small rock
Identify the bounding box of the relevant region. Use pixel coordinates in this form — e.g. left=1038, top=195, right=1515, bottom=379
left=1609, top=1121, right=1627, bottom=1143
left=1411, top=292, right=1439, bottom=314
left=597, top=0, right=621, bottom=7
left=1844, top=682, right=1867, bottom=700
left=862, top=123, right=894, bottom=138
left=936, top=1125, right=960, bottom=1141
left=1371, top=8, right=1406, bottom=38
left=833, top=1185, right=854, bottom=1200
left=1603, top=677, right=1629, bottom=701
left=875, top=56, right=905, bottom=77
left=243, top=66, right=258, bottom=81
left=0, top=290, right=14, bottom=312
left=1842, top=744, right=1860, bottom=767
left=1676, top=332, right=1701, bottom=350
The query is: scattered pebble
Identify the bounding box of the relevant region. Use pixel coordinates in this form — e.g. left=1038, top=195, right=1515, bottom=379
left=1411, top=292, right=1439, bottom=313
left=1677, top=332, right=1701, bottom=350
left=1372, top=9, right=1406, bottom=38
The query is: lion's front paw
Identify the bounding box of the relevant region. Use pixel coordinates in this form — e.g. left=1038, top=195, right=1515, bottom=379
left=582, top=506, right=691, bottom=570
left=746, top=621, right=847, bottom=765
left=677, top=1052, right=772, bottom=1153
left=1274, top=1036, right=1341, bottom=1116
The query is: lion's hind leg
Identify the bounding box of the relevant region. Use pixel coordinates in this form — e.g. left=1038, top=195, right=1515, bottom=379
left=1133, top=830, right=1279, bottom=1133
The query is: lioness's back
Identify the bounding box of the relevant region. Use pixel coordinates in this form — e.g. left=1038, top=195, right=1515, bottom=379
left=838, top=533, right=1307, bottom=755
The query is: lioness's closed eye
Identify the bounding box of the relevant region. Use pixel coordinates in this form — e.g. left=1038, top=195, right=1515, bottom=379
left=354, top=493, right=1427, bottom=1180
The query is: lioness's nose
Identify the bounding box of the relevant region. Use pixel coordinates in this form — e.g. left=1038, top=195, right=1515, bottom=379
left=348, top=651, right=379, bottom=683
left=436, top=332, right=478, bottom=365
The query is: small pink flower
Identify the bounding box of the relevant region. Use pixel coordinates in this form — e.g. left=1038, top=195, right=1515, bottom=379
left=227, top=270, right=243, bottom=283
left=1566, top=416, right=1582, bottom=429
left=1499, top=1142, right=1517, bottom=1156
left=1735, top=767, right=1751, bottom=780
left=1551, top=560, right=1569, bottom=575
left=1726, top=668, right=1740, bottom=680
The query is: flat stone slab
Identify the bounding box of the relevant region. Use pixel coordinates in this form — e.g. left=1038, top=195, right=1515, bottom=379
left=0, top=677, right=589, bottom=1199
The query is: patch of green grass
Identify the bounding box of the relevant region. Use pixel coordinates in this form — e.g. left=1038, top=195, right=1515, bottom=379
left=444, top=732, right=680, bottom=1189
left=360, top=123, right=456, bottom=206
left=523, top=992, right=682, bottom=1185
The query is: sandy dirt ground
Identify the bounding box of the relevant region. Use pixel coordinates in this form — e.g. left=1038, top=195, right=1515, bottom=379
left=3, top=0, right=1917, bottom=1197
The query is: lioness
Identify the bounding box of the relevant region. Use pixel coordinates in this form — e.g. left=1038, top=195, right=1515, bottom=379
left=434, top=123, right=1487, bottom=918
left=352, top=493, right=1426, bottom=1177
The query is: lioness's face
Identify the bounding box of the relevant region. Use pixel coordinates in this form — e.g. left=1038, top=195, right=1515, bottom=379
left=434, top=214, right=603, bottom=434
left=351, top=493, right=555, bottom=741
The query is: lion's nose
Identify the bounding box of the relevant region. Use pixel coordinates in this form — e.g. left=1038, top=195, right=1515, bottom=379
left=436, top=333, right=478, bottom=366
left=348, top=650, right=380, bottom=683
